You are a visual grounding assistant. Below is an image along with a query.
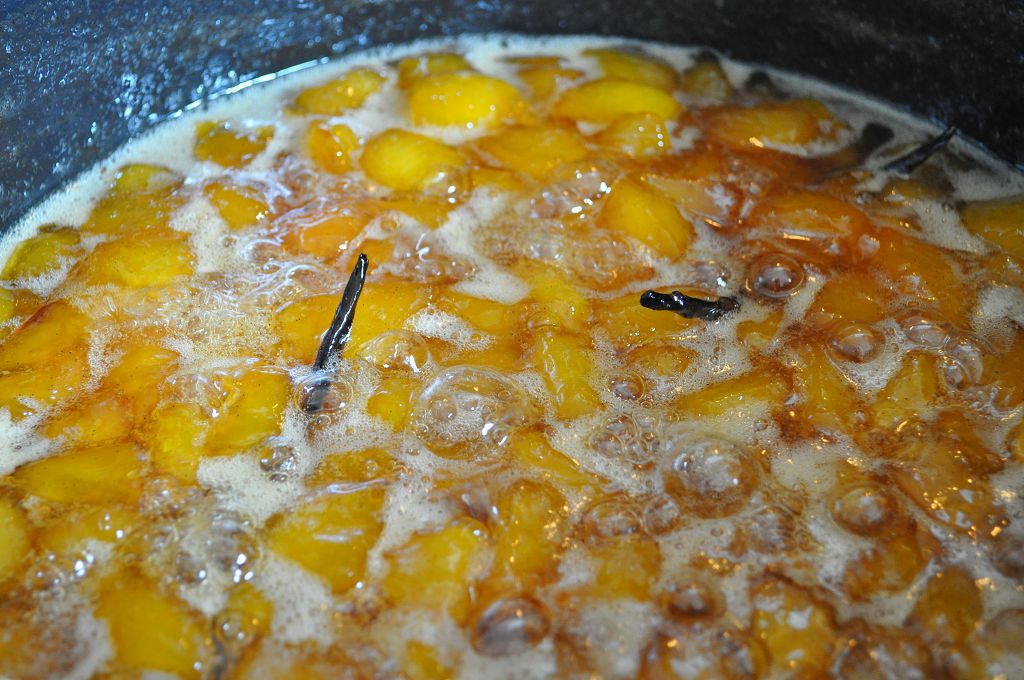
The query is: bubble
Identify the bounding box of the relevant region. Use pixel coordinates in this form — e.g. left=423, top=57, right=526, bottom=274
left=257, top=443, right=298, bottom=482
left=411, top=365, right=535, bottom=459
left=470, top=596, right=550, bottom=657
left=836, top=622, right=935, bottom=680
left=579, top=496, right=644, bottom=544
left=830, top=322, right=883, bottom=363
left=940, top=334, right=985, bottom=390
left=566, top=230, right=655, bottom=291
left=295, top=373, right=352, bottom=415
left=529, top=160, right=620, bottom=220
left=141, top=475, right=200, bottom=518
left=897, top=310, right=948, bottom=348
left=609, top=373, right=646, bottom=401
left=359, top=329, right=430, bottom=373
left=662, top=434, right=759, bottom=518
left=641, top=495, right=683, bottom=535
left=659, top=573, right=721, bottom=620
left=175, top=550, right=208, bottom=584
left=747, top=505, right=799, bottom=554
left=830, top=484, right=898, bottom=537
left=640, top=625, right=766, bottom=680
left=589, top=414, right=660, bottom=467
left=213, top=608, right=257, bottom=656
left=382, top=233, right=476, bottom=284
left=746, top=252, right=804, bottom=299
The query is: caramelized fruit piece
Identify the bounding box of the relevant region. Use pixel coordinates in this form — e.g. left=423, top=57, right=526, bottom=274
left=346, top=278, right=432, bottom=354
left=308, top=447, right=395, bottom=486
left=12, top=442, right=144, bottom=504
left=279, top=202, right=370, bottom=260
left=265, top=486, right=386, bottom=594
left=554, top=79, right=681, bottom=123
left=868, top=351, right=941, bottom=428
left=751, top=577, right=838, bottom=675
left=82, top=164, right=184, bottom=235
left=205, top=180, right=272, bottom=230
left=43, top=394, right=134, bottom=446
left=142, top=403, right=209, bottom=482
left=596, top=113, right=669, bottom=158
left=407, top=72, right=523, bottom=127
left=675, top=367, right=789, bottom=419
left=584, top=48, right=677, bottom=91
left=194, top=121, right=273, bottom=168
left=381, top=517, right=490, bottom=621
left=402, top=640, right=455, bottom=680
left=599, top=178, right=693, bottom=259
left=36, top=505, right=134, bottom=557
left=96, top=571, right=211, bottom=679
left=78, top=227, right=195, bottom=288
left=477, top=126, right=588, bottom=179
left=1, top=226, right=80, bottom=280
left=0, top=496, right=30, bottom=584
left=591, top=534, right=662, bottom=600
left=533, top=328, right=602, bottom=419
left=517, top=64, right=584, bottom=100
left=960, top=197, right=1024, bottom=259
left=509, top=431, right=606, bottom=494
left=205, top=368, right=290, bottom=454
left=490, top=480, right=568, bottom=589
left=306, top=121, right=360, bottom=174
left=274, top=294, right=341, bottom=363
left=397, top=52, right=472, bottom=88
left=292, top=67, right=386, bottom=114
left=680, top=60, right=735, bottom=100
left=708, top=102, right=828, bottom=148
left=361, top=129, right=464, bottom=191
left=906, top=567, right=982, bottom=646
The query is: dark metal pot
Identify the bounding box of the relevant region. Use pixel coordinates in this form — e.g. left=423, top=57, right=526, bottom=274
left=2, top=0, right=1023, bottom=227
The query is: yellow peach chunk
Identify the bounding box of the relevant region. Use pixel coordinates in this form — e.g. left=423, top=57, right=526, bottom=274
left=407, top=72, right=524, bottom=128
left=363, top=195, right=454, bottom=230
left=82, top=164, right=184, bottom=236
left=205, top=180, right=271, bottom=231
left=43, top=394, right=134, bottom=446
left=868, top=351, right=940, bottom=428
left=751, top=190, right=873, bottom=243
left=78, top=227, right=195, bottom=288
left=0, top=300, right=88, bottom=371
left=308, top=447, right=395, bottom=486
left=509, top=431, right=605, bottom=494
left=533, top=329, right=602, bottom=419
left=381, top=517, right=490, bottom=622
left=524, top=268, right=592, bottom=333
left=490, top=480, right=569, bottom=589
left=292, top=68, right=386, bottom=114
left=96, top=572, right=210, bottom=679
left=397, top=53, right=472, bottom=88
left=274, top=294, right=339, bottom=363
left=792, top=343, right=860, bottom=435
left=596, top=112, right=668, bottom=158
left=0, top=496, right=30, bottom=585
left=366, top=375, right=417, bottom=431
left=597, top=290, right=697, bottom=350
left=599, top=178, right=693, bottom=259
left=2, top=226, right=81, bottom=280
left=591, top=535, right=662, bottom=600
left=809, top=271, right=890, bottom=325
left=675, top=367, right=790, bottom=419
left=205, top=368, right=290, bottom=454
left=751, top=577, right=837, bottom=675
left=517, top=65, right=584, bottom=100
left=0, top=353, right=89, bottom=421
left=680, top=60, right=734, bottom=99
left=477, top=126, right=588, bottom=180
left=960, top=197, right=1024, bottom=259
left=584, top=48, right=677, bottom=91
left=553, top=79, right=681, bottom=123
left=907, top=567, right=983, bottom=645
left=0, top=288, right=14, bottom=325
left=265, top=486, right=386, bottom=594
left=736, top=309, right=783, bottom=351
left=37, top=505, right=135, bottom=556
left=709, top=103, right=825, bottom=148
left=279, top=204, right=370, bottom=260
left=13, top=442, right=143, bottom=504
left=142, top=403, right=209, bottom=483
left=361, top=129, right=464, bottom=191
left=402, top=640, right=455, bottom=680
left=306, top=122, right=360, bottom=174
left=194, top=121, right=273, bottom=168
left=436, top=290, right=519, bottom=336
left=346, top=278, right=431, bottom=355
left=102, top=343, right=179, bottom=418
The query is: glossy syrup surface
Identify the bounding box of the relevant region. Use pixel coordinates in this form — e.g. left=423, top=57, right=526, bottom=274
left=2, top=35, right=1024, bottom=680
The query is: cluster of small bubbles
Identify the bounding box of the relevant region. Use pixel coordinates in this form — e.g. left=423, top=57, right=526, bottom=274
left=897, top=310, right=949, bottom=347
left=382, top=233, right=476, bottom=284
left=746, top=252, right=805, bottom=299
left=213, top=608, right=258, bottom=657
left=411, top=365, right=535, bottom=459
left=829, top=322, right=884, bottom=363
left=641, top=624, right=766, bottom=680
left=257, top=441, right=299, bottom=482
left=359, top=329, right=430, bottom=373
left=478, top=216, right=566, bottom=267
left=174, top=550, right=208, bottom=585
left=564, top=230, right=654, bottom=291
left=528, top=160, right=619, bottom=220
left=830, top=484, right=898, bottom=537
left=470, top=596, right=551, bottom=657
left=207, top=509, right=259, bottom=584
left=141, top=475, right=200, bottom=518
left=662, top=432, right=759, bottom=518
left=166, top=373, right=227, bottom=417
left=589, top=413, right=661, bottom=467
left=608, top=373, right=646, bottom=401
left=579, top=496, right=644, bottom=544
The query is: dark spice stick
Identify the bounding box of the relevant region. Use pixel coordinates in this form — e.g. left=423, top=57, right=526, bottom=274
left=809, top=122, right=894, bottom=178
left=883, top=126, right=957, bottom=175
left=302, top=253, right=368, bottom=413
left=640, top=290, right=740, bottom=321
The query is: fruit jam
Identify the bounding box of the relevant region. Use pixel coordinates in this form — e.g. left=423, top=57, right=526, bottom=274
left=1, top=35, right=1024, bottom=680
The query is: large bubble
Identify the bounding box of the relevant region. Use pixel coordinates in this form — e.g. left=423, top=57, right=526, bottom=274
left=661, top=431, right=760, bottom=518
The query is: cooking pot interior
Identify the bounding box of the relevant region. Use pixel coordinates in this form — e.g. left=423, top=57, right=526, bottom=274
left=1, top=0, right=1022, bottom=227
